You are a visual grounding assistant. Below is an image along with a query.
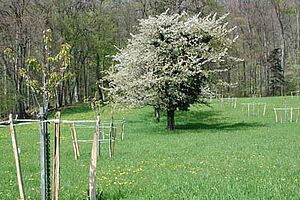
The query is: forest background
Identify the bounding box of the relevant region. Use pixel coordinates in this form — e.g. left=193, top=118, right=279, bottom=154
left=0, top=0, right=299, bottom=118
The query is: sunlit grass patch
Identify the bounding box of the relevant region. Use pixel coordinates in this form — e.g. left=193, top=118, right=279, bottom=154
left=1, top=97, right=300, bottom=199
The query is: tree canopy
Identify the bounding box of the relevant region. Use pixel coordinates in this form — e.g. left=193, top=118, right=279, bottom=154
left=1, top=0, right=299, bottom=119
left=108, top=11, right=238, bottom=130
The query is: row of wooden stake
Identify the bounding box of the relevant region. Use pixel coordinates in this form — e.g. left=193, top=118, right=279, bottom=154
left=220, top=97, right=237, bottom=108
left=241, top=103, right=267, bottom=116
left=240, top=103, right=300, bottom=122
left=7, top=112, right=125, bottom=200
left=274, top=107, right=300, bottom=123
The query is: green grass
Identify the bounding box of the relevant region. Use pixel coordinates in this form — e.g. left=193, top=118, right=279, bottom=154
left=1, top=96, right=300, bottom=199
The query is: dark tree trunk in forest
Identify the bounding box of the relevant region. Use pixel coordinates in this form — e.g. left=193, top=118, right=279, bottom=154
left=259, top=62, right=263, bottom=97
left=272, top=2, right=286, bottom=95
left=167, top=109, right=175, bottom=131
left=95, top=53, right=105, bottom=102
left=2, top=55, right=8, bottom=96
left=67, top=79, right=74, bottom=105
left=15, top=40, right=26, bottom=118
left=227, top=70, right=231, bottom=94
left=297, top=1, right=300, bottom=64
left=56, top=83, right=63, bottom=108
left=11, top=0, right=27, bottom=119
left=63, top=81, right=68, bottom=106
left=242, top=60, right=246, bottom=97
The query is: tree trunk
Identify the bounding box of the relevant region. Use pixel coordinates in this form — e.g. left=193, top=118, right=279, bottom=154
left=227, top=69, right=231, bottom=94
left=298, top=9, right=300, bottom=63
left=56, top=83, right=63, bottom=108
left=67, top=79, right=74, bottom=105
left=2, top=55, right=7, bottom=95
left=259, top=62, right=263, bottom=97
left=273, top=2, right=286, bottom=95
left=295, top=0, right=300, bottom=64
left=280, top=39, right=286, bottom=95
left=63, top=81, right=68, bottom=106
left=167, top=109, right=175, bottom=131
left=263, top=26, right=270, bottom=96
left=15, top=35, right=26, bottom=118
left=74, top=80, right=79, bottom=103
left=95, top=53, right=105, bottom=102
left=154, top=106, right=160, bottom=123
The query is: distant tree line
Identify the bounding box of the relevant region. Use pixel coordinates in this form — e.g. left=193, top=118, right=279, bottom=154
left=0, top=0, right=299, bottom=118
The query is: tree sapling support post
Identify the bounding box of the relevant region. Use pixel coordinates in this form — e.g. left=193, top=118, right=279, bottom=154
left=120, top=118, right=125, bottom=141
left=96, top=115, right=101, bottom=156
left=39, top=107, right=51, bottom=200
left=89, top=118, right=99, bottom=200
left=109, top=114, right=114, bottom=157
left=53, top=112, right=61, bottom=200
left=9, top=114, right=26, bottom=200
left=70, top=123, right=80, bottom=160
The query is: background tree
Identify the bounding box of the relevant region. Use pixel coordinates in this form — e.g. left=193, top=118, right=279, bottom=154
left=1, top=0, right=300, bottom=117
left=271, top=0, right=288, bottom=95
left=268, top=48, right=284, bottom=96
left=19, top=29, right=72, bottom=115
left=108, top=11, right=238, bottom=130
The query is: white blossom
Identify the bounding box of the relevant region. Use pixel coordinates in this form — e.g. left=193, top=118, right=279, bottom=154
left=107, top=11, right=238, bottom=110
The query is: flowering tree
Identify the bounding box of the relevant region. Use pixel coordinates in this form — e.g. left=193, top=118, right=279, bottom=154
left=108, top=11, right=238, bottom=130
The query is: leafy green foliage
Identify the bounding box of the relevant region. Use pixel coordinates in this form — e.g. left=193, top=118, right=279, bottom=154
left=4, top=29, right=72, bottom=110
left=53, top=0, right=119, bottom=101
left=21, top=29, right=72, bottom=103
left=3, top=48, right=14, bottom=61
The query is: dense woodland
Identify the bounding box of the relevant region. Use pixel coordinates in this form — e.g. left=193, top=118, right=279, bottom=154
left=0, top=0, right=299, bottom=118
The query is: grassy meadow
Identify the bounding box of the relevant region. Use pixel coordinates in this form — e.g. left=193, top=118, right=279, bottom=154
left=1, top=96, right=300, bottom=199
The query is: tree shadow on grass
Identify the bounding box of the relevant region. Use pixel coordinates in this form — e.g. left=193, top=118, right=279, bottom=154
left=176, top=110, right=225, bottom=123
left=174, top=109, right=266, bottom=131
left=176, top=121, right=265, bottom=131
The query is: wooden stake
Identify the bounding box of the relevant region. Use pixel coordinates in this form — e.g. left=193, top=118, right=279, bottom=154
left=53, top=112, right=61, bottom=200
left=9, top=114, right=26, bottom=200
left=297, top=108, right=300, bottom=123
left=70, top=124, right=77, bottom=160
left=234, top=98, right=237, bottom=108
left=290, top=108, right=293, bottom=123
left=108, top=112, right=114, bottom=157
left=274, top=109, right=278, bottom=122
left=112, top=127, right=117, bottom=156
left=70, top=123, right=80, bottom=160
left=247, top=104, right=250, bottom=116
left=96, top=115, right=101, bottom=156
left=284, top=108, right=287, bottom=122
left=89, top=129, right=98, bottom=200
left=263, top=104, right=266, bottom=116
left=73, top=124, right=80, bottom=157
left=120, top=118, right=125, bottom=141
left=109, top=125, right=113, bottom=158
